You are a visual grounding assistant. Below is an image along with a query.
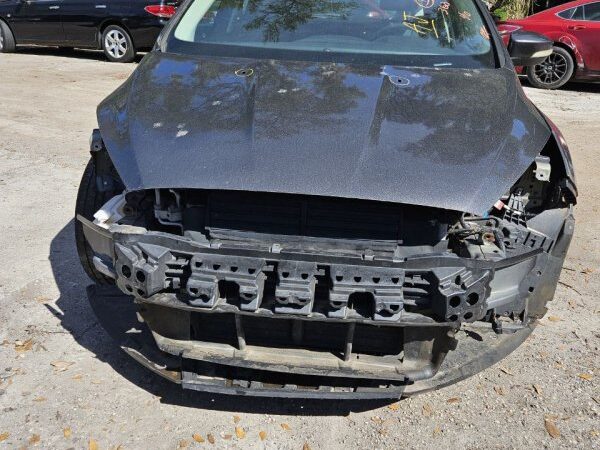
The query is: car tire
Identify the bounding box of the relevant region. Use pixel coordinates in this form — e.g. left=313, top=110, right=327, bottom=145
left=526, top=46, right=574, bottom=90
left=101, top=25, right=135, bottom=63
left=74, top=158, right=116, bottom=284
left=0, top=20, right=16, bottom=53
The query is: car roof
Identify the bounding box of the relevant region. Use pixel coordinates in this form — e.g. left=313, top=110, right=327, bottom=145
left=533, top=0, right=596, bottom=16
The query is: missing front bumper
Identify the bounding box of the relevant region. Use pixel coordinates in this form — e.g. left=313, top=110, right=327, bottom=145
left=78, top=208, right=572, bottom=397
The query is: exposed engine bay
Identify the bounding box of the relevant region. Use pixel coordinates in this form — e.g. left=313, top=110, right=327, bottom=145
left=77, top=129, right=576, bottom=398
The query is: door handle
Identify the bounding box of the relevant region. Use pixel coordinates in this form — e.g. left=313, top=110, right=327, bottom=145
left=568, top=25, right=585, bottom=30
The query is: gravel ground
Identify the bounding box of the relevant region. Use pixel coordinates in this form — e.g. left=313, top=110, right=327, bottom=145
left=0, top=49, right=598, bottom=450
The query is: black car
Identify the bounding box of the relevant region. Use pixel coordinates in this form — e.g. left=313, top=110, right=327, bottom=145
left=75, top=0, right=576, bottom=398
left=0, top=0, right=179, bottom=62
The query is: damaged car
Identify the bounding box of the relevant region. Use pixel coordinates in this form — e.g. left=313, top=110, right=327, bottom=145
left=75, top=0, right=577, bottom=398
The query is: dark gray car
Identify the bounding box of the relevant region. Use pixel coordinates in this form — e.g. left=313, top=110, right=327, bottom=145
left=75, top=0, right=576, bottom=398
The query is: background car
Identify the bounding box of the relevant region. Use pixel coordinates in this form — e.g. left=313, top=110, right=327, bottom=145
left=0, top=0, right=179, bottom=62
left=498, top=0, right=600, bottom=89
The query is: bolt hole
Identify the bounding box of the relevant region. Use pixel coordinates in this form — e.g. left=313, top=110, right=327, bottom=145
left=199, top=294, right=210, bottom=302
left=230, top=266, right=238, bottom=272
left=335, top=275, right=343, bottom=282
left=466, top=292, right=479, bottom=305
left=449, top=314, right=459, bottom=322
left=124, top=284, right=133, bottom=293
left=121, top=265, right=131, bottom=278
left=372, top=277, right=380, bottom=284
left=301, top=273, right=309, bottom=280
left=195, top=261, right=203, bottom=268
left=136, top=271, right=146, bottom=282
left=390, top=304, right=400, bottom=312
left=454, top=275, right=461, bottom=285
left=248, top=268, right=256, bottom=274
left=282, top=271, right=289, bottom=278
left=449, top=296, right=461, bottom=308
left=528, top=286, right=535, bottom=293
left=354, top=276, right=362, bottom=283
left=137, top=289, right=145, bottom=297
left=391, top=277, right=399, bottom=284
left=536, top=270, right=542, bottom=276
left=464, top=312, right=473, bottom=320
left=242, top=292, right=254, bottom=299
left=189, top=287, right=198, bottom=295
left=212, top=264, right=221, bottom=271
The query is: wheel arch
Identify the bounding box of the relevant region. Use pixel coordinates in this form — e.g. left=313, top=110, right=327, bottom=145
left=552, top=41, right=579, bottom=76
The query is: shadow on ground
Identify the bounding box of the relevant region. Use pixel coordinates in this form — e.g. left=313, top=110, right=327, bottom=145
left=48, top=220, right=392, bottom=415
left=16, top=46, right=144, bottom=63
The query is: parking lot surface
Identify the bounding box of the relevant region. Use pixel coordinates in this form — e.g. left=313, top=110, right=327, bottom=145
left=0, top=49, right=599, bottom=449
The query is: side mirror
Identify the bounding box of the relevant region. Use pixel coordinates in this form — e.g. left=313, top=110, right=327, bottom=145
left=508, top=31, right=553, bottom=66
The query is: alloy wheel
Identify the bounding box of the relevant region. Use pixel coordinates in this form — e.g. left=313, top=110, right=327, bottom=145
left=532, top=52, right=568, bottom=86
left=104, top=29, right=127, bottom=59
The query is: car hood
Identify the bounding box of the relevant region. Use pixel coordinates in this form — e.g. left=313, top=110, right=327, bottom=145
left=97, top=51, right=550, bottom=214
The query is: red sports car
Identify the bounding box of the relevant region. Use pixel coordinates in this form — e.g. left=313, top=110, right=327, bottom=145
left=499, top=0, right=600, bottom=89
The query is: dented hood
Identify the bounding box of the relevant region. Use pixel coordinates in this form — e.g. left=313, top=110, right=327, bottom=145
left=97, top=51, right=550, bottom=214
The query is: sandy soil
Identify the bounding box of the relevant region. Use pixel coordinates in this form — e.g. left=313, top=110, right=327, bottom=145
left=0, top=49, right=598, bottom=450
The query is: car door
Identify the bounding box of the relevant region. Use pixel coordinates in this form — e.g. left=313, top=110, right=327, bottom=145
left=558, top=1, right=600, bottom=71
left=9, top=0, right=65, bottom=43
left=60, top=0, right=116, bottom=46
left=577, top=1, right=600, bottom=70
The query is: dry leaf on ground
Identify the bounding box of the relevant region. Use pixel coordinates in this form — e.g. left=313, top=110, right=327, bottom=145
left=29, top=434, right=41, bottom=445
left=63, top=427, right=72, bottom=438
left=89, top=438, right=99, bottom=450
left=0, top=432, right=9, bottom=442
left=544, top=418, right=560, bottom=438
left=303, top=443, right=311, bottom=450
left=494, top=386, right=505, bottom=396
left=50, top=360, right=74, bottom=372
left=533, top=384, right=543, bottom=395
left=207, top=433, right=215, bottom=444
left=499, top=367, right=514, bottom=375
left=178, top=439, right=189, bottom=448
left=15, top=339, right=34, bottom=353
left=422, top=403, right=433, bottom=416
left=235, top=427, right=246, bottom=439
left=280, top=423, right=291, bottom=431
left=233, top=415, right=241, bottom=424
left=259, top=431, right=267, bottom=441
left=547, top=316, right=561, bottom=322
left=222, top=434, right=232, bottom=440
left=388, top=402, right=400, bottom=411
left=192, top=433, right=204, bottom=443
left=578, top=373, right=593, bottom=381
left=33, top=396, right=46, bottom=402
left=447, top=397, right=461, bottom=404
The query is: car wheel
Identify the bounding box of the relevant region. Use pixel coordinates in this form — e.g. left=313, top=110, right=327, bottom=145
left=101, top=25, right=135, bottom=63
left=526, top=46, right=574, bottom=90
left=0, top=20, right=16, bottom=53
left=75, top=158, right=116, bottom=284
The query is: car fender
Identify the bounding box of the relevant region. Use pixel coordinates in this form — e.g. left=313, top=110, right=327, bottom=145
left=542, top=31, right=585, bottom=70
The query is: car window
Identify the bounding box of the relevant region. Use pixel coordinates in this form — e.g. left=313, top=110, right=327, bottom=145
left=167, top=0, right=496, bottom=68
left=557, top=5, right=583, bottom=19
left=584, top=1, right=600, bottom=20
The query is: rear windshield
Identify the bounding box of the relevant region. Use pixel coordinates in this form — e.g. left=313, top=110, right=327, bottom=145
left=166, top=0, right=496, bottom=68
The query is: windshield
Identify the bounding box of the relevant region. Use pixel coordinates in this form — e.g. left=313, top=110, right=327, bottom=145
left=167, top=0, right=496, bottom=68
